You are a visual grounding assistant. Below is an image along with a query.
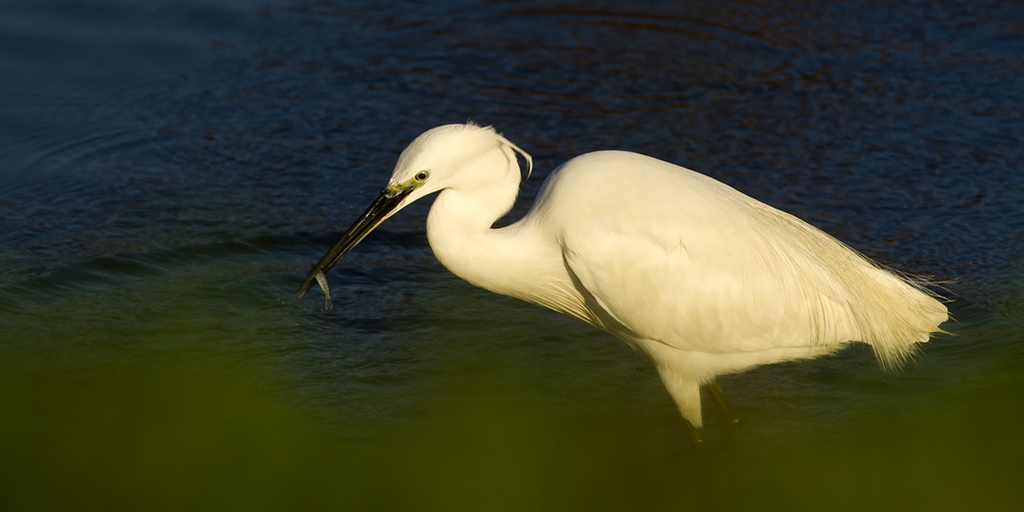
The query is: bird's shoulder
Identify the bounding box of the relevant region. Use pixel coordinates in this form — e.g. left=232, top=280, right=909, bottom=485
left=533, top=151, right=757, bottom=227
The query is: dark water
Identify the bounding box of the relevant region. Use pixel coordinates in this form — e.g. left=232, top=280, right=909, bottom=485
left=2, top=0, right=1023, bottom=509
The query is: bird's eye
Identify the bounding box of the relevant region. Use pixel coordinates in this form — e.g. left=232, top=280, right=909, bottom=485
left=414, top=170, right=430, bottom=182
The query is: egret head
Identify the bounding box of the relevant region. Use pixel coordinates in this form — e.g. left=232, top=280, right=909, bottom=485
left=296, top=123, right=531, bottom=300
left=385, top=123, right=532, bottom=207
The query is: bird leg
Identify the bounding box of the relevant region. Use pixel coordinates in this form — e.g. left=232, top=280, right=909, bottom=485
left=684, top=421, right=705, bottom=446
left=705, top=378, right=741, bottom=431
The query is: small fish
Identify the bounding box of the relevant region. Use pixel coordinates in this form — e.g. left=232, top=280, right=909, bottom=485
left=313, top=270, right=332, bottom=310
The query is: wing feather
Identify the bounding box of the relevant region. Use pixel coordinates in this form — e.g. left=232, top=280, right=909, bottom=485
left=535, top=151, right=944, bottom=367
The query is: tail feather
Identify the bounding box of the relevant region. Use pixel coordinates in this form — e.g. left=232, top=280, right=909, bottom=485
left=748, top=200, right=949, bottom=372
left=857, top=267, right=948, bottom=373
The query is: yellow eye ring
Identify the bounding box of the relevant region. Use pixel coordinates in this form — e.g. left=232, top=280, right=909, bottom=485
left=414, top=170, right=430, bottom=182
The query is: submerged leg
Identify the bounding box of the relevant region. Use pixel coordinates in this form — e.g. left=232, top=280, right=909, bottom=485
left=705, top=378, right=741, bottom=431
left=684, top=420, right=704, bottom=446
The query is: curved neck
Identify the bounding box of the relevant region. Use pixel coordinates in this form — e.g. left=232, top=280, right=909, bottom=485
left=425, top=172, right=588, bottom=322
left=423, top=146, right=587, bottom=320
left=426, top=176, right=525, bottom=297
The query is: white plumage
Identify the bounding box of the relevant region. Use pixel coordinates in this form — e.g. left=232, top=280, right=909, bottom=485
left=298, top=123, right=948, bottom=439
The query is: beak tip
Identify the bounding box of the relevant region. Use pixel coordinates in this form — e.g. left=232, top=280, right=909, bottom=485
left=295, top=271, right=318, bottom=298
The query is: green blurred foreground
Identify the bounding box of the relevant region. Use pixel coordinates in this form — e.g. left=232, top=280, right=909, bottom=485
left=2, top=345, right=1023, bottom=512
left=1, top=271, right=1022, bottom=511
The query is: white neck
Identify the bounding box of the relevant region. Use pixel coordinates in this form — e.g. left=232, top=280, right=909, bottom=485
left=425, top=168, right=527, bottom=298
left=423, top=150, right=578, bottom=314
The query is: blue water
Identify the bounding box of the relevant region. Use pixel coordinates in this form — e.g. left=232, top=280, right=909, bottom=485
left=2, top=0, right=1023, bottom=510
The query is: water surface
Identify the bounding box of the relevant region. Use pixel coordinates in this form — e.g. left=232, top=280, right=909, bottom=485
left=2, top=0, right=1023, bottom=510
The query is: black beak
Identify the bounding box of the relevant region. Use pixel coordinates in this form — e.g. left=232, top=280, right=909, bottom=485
left=296, top=185, right=414, bottom=301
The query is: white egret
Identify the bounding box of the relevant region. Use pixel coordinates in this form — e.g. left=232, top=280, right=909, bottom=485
left=297, top=123, right=948, bottom=441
